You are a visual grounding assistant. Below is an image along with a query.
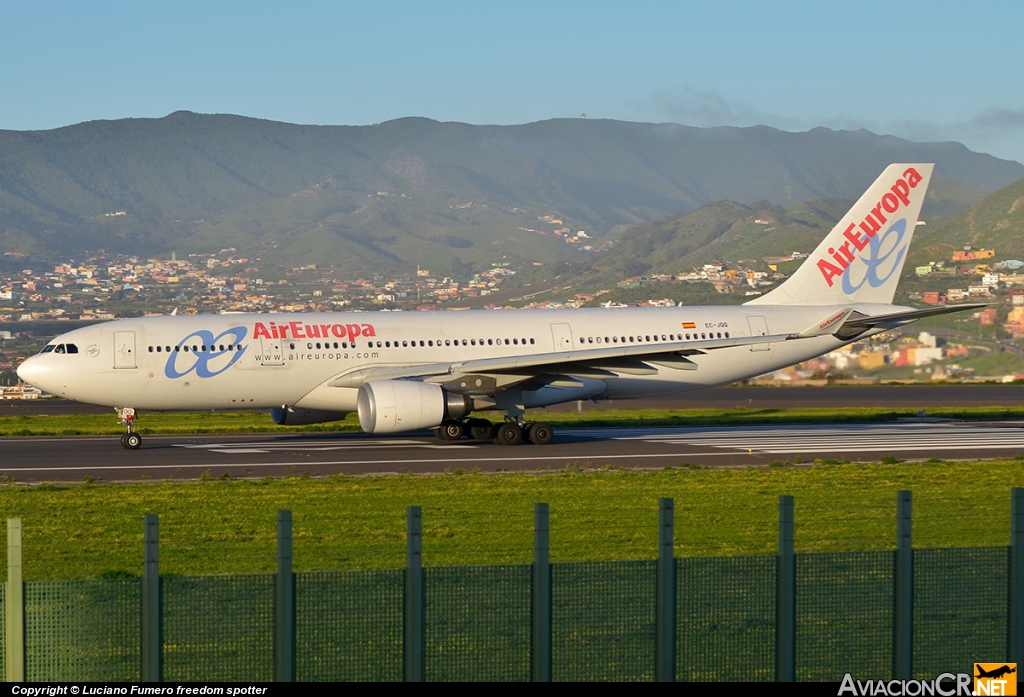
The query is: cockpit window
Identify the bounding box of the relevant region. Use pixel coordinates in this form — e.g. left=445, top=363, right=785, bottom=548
left=54, top=344, right=66, bottom=354
left=41, top=345, right=55, bottom=354
left=66, top=344, right=78, bottom=354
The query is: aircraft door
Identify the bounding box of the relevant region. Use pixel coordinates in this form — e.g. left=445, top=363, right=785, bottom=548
left=747, top=316, right=770, bottom=352
left=551, top=323, right=573, bottom=352
left=113, top=331, right=137, bottom=368
left=260, top=337, right=286, bottom=366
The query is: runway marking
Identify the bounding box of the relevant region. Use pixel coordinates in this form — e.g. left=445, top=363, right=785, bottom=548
left=173, top=440, right=479, bottom=453
left=0, top=451, right=734, bottom=474
left=611, top=423, right=1024, bottom=454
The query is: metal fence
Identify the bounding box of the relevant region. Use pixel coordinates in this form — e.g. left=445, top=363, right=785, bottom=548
left=5, top=490, right=1024, bottom=682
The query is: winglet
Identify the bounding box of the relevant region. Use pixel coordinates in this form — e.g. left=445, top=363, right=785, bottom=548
left=798, top=308, right=854, bottom=337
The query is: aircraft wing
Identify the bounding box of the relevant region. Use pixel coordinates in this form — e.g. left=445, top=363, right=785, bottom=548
left=329, top=329, right=805, bottom=388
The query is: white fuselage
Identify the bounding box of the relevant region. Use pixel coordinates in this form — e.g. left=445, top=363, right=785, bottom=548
left=17, top=303, right=891, bottom=415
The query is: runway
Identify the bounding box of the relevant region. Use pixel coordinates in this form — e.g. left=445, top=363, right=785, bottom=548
left=5, top=421, right=1024, bottom=482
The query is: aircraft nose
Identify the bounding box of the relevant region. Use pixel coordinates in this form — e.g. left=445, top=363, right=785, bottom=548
left=16, top=355, right=46, bottom=388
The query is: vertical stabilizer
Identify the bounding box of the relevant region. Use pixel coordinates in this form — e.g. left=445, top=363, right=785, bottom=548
left=746, top=163, right=933, bottom=306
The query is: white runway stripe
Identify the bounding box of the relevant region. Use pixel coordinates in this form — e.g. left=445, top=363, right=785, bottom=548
left=607, top=423, right=1024, bottom=454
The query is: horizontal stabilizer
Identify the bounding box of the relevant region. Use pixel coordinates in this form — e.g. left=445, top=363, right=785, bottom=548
left=834, top=303, right=989, bottom=339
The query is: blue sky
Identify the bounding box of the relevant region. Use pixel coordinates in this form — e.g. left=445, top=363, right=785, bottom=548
left=3, top=0, right=1024, bottom=163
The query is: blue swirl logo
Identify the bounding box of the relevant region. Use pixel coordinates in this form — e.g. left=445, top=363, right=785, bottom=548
left=841, top=218, right=908, bottom=295
left=164, top=327, right=248, bottom=379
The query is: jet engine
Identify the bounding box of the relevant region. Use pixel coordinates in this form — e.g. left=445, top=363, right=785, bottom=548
left=357, top=380, right=472, bottom=434
left=271, top=407, right=349, bottom=426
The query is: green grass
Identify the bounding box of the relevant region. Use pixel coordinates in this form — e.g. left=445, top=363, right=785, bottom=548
left=4, top=459, right=1024, bottom=580
left=4, top=405, right=1024, bottom=436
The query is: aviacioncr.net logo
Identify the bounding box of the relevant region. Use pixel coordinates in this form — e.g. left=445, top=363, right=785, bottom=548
left=164, top=327, right=248, bottom=379
left=840, top=218, right=909, bottom=295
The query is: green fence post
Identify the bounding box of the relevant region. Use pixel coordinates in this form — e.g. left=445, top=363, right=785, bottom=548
left=532, top=502, right=551, bottom=682
left=656, top=498, right=676, bottom=682
left=275, top=510, right=295, bottom=682
left=1010, top=488, right=1024, bottom=665
left=894, top=490, right=913, bottom=680
left=776, top=495, right=795, bottom=683
left=141, top=514, right=162, bottom=683
left=6, top=518, right=24, bottom=682
left=405, top=506, right=424, bottom=682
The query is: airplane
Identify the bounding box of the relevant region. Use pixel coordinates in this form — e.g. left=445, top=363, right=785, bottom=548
left=17, top=163, right=985, bottom=449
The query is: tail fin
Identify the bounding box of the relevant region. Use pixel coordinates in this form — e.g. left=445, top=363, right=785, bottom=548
left=746, top=163, right=933, bottom=306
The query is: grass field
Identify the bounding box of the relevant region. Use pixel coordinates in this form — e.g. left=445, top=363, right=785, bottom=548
left=3, top=459, right=1024, bottom=580
left=4, top=405, right=1024, bottom=436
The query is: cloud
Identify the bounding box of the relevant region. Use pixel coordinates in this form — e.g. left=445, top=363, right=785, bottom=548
left=640, top=86, right=805, bottom=131
left=637, top=86, right=1024, bottom=163
left=970, top=107, right=1024, bottom=131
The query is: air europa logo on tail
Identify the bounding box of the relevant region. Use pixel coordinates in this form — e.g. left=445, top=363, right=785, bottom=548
left=253, top=320, right=376, bottom=343
left=817, top=167, right=923, bottom=289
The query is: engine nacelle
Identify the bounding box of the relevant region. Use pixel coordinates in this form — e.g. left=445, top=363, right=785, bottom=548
left=357, top=380, right=472, bottom=434
left=271, top=407, right=349, bottom=426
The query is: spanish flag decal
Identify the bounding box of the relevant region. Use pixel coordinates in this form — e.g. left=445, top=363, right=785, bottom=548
left=682, top=322, right=696, bottom=329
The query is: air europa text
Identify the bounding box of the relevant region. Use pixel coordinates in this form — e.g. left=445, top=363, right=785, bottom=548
left=253, top=321, right=376, bottom=343
left=817, top=167, right=923, bottom=287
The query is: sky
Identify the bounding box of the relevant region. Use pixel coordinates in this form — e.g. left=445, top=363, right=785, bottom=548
left=3, top=0, right=1024, bottom=162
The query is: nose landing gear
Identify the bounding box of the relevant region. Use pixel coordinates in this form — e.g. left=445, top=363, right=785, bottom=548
left=117, top=407, right=141, bottom=450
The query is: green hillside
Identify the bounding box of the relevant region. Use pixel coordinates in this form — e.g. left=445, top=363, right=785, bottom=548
left=0, top=113, right=1019, bottom=275
left=912, top=176, right=1024, bottom=262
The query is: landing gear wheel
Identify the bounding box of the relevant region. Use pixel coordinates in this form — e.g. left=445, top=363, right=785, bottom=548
left=529, top=422, right=554, bottom=446
left=437, top=420, right=466, bottom=441
left=120, top=433, right=128, bottom=448
left=123, top=432, right=142, bottom=450
left=468, top=419, right=494, bottom=441
left=494, top=422, right=522, bottom=446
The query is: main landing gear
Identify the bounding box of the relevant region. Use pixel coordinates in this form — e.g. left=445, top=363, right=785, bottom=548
left=434, top=418, right=555, bottom=446
left=117, top=407, right=141, bottom=450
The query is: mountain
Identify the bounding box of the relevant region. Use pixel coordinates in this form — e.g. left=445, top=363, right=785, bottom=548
left=912, top=176, right=1024, bottom=262
left=0, top=112, right=1020, bottom=273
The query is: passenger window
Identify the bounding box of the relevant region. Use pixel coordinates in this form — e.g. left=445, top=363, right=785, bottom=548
left=530, top=338, right=535, bottom=345
left=148, top=346, right=153, bottom=353
left=513, top=338, right=518, bottom=345
left=174, top=346, right=180, bottom=352
left=428, top=341, right=433, bottom=347
left=307, top=343, right=313, bottom=349
left=445, top=340, right=451, bottom=346
left=701, top=333, right=706, bottom=339
left=462, top=339, right=468, bottom=346
left=725, top=332, right=730, bottom=338
left=156, top=346, right=161, bottom=353
left=184, top=346, right=190, bottom=353
left=488, top=339, right=493, bottom=346
left=290, top=343, right=296, bottom=350
left=588, top=337, right=593, bottom=343
left=504, top=339, right=510, bottom=345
